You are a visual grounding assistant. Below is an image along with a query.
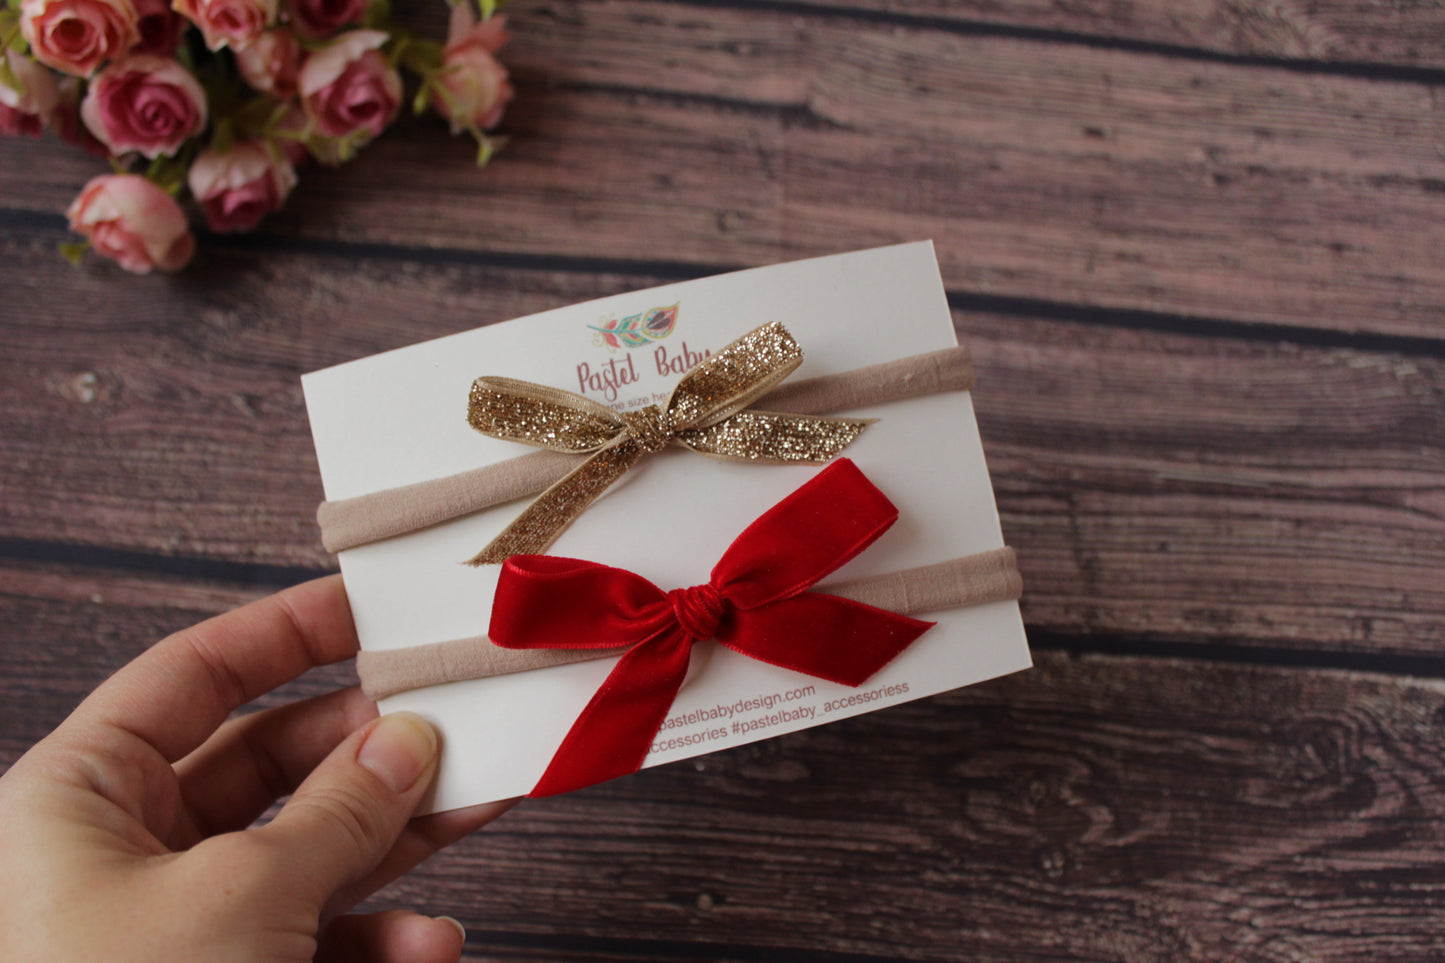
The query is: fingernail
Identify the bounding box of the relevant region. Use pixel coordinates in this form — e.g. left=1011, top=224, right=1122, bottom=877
left=358, top=712, right=438, bottom=793
left=437, top=916, right=466, bottom=941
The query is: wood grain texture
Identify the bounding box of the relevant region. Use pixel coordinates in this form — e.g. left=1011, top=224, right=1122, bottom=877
left=4, top=577, right=1443, bottom=962
left=743, top=0, right=1445, bottom=69
left=1, top=0, right=1442, bottom=953
left=2, top=0, right=1442, bottom=338
left=389, top=0, right=1445, bottom=70
left=2, top=228, right=1440, bottom=656
left=973, top=319, right=1445, bottom=656
left=400, top=650, right=1445, bottom=962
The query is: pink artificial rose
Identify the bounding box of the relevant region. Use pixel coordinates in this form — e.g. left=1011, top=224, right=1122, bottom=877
left=0, top=51, right=62, bottom=138
left=285, top=0, right=366, bottom=40
left=131, top=0, right=187, bottom=55
left=298, top=30, right=399, bottom=144
left=234, top=28, right=301, bottom=98
left=19, top=0, right=140, bottom=77
left=67, top=173, right=194, bottom=273
left=173, top=0, right=277, bottom=50
left=187, top=138, right=297, bottom=232
left=81, top=55, right=207, bottom=157
left=431, top=6, right=511, bottom=133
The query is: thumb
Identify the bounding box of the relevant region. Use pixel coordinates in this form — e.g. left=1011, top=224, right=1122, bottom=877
left=258, top=712, right=440, bottom=905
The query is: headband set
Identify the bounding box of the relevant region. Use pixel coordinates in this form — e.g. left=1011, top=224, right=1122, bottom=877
left=317, top=322, right=977, bottom=557
left=330, top=323, right=1021, bottom=796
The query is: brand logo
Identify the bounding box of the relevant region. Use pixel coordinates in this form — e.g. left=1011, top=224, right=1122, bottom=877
left=589, top=303, right=679, bottom=353
left=575, top=301, right=712, bottom=406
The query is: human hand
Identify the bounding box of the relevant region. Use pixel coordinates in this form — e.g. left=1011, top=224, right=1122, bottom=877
left=0, top=575, right=511, bottom=963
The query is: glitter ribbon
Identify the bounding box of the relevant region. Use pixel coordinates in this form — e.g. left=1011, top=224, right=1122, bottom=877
left=316, top=345, right=975, bottom=554
left=464, top=322, right=870, bottom=564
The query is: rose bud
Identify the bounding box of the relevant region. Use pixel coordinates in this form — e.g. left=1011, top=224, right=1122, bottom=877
left=173, top=0, right=277, bottom=51
left=285, top=0, right=366, bottom=41
left=188, top=139, right=297, bottom=232
left=67, top=173, right=194, bottom=273
left=298, top=29, right=399, bottom=147
left=431, top=6, right=511, bottom=133
left=131, top=0, right=187, bottom=55
left=0, top=51, right=62, bottom=138
left=19, top=0, right=140, bottom=77
left=81, top=55, right=207, bottom=157
left=234, top=28, right=301, bottom=98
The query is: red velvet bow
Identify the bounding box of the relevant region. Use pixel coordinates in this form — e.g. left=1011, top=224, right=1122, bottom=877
left=489, top=459, right=935, bottom=797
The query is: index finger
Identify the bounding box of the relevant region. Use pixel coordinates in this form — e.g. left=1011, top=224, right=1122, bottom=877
left=67, top=574, right=359, bottom=762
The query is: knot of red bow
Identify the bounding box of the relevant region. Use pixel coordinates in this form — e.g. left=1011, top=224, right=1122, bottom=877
left=489, top=459, right=935, bottom=797
left=668, top=583, right=726, bottom=639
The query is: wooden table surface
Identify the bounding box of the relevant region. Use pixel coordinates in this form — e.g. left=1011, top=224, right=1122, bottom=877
left=3, top=1, right=1444, bottom=960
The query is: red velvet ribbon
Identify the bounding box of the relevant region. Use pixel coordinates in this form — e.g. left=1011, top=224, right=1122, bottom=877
left=489, top=459, right=935, bottom=797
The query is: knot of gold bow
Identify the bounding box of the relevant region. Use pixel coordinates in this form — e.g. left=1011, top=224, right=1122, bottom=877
left=464, top=322, right=872, bottom=564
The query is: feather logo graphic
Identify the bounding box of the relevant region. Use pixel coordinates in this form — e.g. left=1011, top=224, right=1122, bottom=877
left=589, top=303, right=679, bottom=352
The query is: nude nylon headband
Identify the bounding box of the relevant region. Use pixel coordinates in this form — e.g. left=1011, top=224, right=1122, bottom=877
left=357, top=546, right=1022, bottom=701
left=317, top=346, right=975, bottom=553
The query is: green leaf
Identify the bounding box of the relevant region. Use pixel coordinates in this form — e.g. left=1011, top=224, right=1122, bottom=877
left=265, top=99, right=292, bottom=130
left=305, top=130, right=368, bottom=166
left=210, top=116, right=234, bottom=154
left=143, top=146, right=195, bottom=197
left=0, top=9, right=25, bottom=56
left=232, top=99, right=267, bottom=130
left=429, top=76, right=461, bottom=117
left=363, top=0, right=392, bottom=28
left=59, top=240, right=91, bottom=266
left=399, top=37, right=444, bottom=74
left=385, top=34, right=409, bottom=69
left=261, top=136, right=288, bottom=167
left=0, top=51, right=22, bottom=95
left=412, top=81, right=430, bottom=115
left=474, top=132, right=494, bottom=166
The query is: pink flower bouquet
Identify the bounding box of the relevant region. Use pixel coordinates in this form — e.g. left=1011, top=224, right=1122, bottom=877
left=0, top=0, right=513, bottom=273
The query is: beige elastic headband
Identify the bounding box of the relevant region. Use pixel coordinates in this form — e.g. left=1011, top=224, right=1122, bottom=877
left=357, top=546, right=1021, bottom=701
left=317, top=346, right=974, bottom=554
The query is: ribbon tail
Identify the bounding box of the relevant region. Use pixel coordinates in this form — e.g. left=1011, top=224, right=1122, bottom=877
left=529, top=627, right=695, bottom=797
left=663, top=322, right=802, bottom=426
left=712, top=459, right=903, bottom=610
left=679, top=410, right=871, bottom=464
left=468, top=376, right=625, bottom=451
left=723, top=592, right=934, bottom=686
left=469, top=438, right=646, bottom=564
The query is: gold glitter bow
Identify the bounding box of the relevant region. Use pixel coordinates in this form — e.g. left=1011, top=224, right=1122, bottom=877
left=465, top=322, right=871, bottom=564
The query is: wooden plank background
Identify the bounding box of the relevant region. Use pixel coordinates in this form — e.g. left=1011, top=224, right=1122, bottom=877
left=2, top=0, right=1443, bottom=958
